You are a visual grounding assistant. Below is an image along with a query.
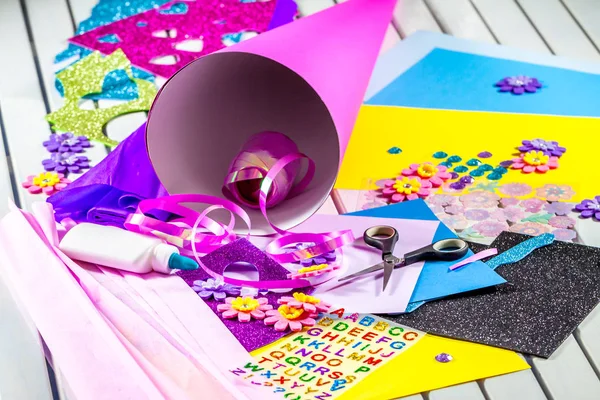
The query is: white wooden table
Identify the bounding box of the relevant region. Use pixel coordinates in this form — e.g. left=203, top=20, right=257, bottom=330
left=1, top=0, right=600, bottom=399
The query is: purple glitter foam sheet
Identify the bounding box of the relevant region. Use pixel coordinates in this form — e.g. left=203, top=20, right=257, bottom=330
left=178, top=238, right=313, bottom=351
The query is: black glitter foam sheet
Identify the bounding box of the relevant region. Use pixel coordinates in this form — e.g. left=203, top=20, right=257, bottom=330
left=383, top=231, right=600, bottom=358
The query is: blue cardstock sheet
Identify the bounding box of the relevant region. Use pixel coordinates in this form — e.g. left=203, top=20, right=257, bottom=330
left=348, top=200, right=506, bottom=309
left=364, top=32, right=600, bottom=118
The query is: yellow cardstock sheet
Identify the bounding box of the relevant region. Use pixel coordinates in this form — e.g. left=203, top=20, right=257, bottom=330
left=232, top=311, right=529, bottom=399
left=336, top=105, right=598, bottom=202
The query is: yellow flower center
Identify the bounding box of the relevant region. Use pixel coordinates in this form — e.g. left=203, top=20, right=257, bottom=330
left=417, top=163, right=437, bottom=178
left=297, top=264, right=328, bottom=274
left=392, top=177, right=421, bottom=195
left=293, top=292, right=321, bottom=304
left=278, top=305, right=304, bottom=320
left=231, top=297, right=259, bottom=312
left=33, top=172, right=60, bottom=188
left=523, top=151, right=549, bottom=166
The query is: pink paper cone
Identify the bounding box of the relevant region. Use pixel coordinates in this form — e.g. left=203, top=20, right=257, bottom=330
left=146, top=0, right=397, bottom=233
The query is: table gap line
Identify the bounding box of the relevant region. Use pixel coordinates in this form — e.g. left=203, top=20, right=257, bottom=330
left=524, top=355, right=555, bottom=400
left=422, top=0, right=449, bottom=35
left=573, top=330, right=600, bottom=380
left=0, top=105, right=21, bottom=208
left=513, top=0, right=556, bottom=55
left=476, top=379, right=492, bottom=400
left=558, top=0, right=600, bottom=55
left=468, top=0, right=500, bottom=44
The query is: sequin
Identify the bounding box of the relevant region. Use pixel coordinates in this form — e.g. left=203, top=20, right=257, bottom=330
left=466, top=158, right=482, bottom=167
left=478, top=151, right=492, bottom=158
left=70, top=0, right=282, bottom=78
left=433, top=151, right=448, bottom=159
left=470, top=170, right=484, bottom=177
left=435, top=353, right=453, bottom=363
left=487, top=172, right=503, bottom=181
left=479, top=164, right=494, bottom=172
left=440, top=161, right=453, bottom=168
left=46, top=50, right=157, bottom=147
left=387, top=146, right=402, bottom=154
left=448, top=155, right=462, bottom=163
left=460, top=176, right=474, bottom=184
left=453, top=166, right=468, bottom=173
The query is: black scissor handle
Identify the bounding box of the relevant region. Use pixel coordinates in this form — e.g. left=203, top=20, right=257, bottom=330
left=404, top=238, right=469, bottom=265
left=363, top=225, right=398, bottom=257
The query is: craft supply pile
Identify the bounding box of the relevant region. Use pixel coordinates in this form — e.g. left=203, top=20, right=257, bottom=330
left=3, top=0, right=600, bottom=399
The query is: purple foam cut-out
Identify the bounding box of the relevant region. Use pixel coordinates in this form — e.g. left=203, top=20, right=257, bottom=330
left=177, top=238, right=313, bottom=351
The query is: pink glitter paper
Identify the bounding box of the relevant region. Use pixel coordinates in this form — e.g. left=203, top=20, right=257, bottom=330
left=69, top=0, right=281, bottom=77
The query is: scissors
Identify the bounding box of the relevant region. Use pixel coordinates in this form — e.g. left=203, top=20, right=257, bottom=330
left=338, top=225, right=469, bottom=292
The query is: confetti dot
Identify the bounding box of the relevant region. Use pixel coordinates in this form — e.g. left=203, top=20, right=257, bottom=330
left=448, top=155, right=462, bottom=163
left=466, top=158, right=482, bottom=167
left=453, top=166, right=468, bottom=173
left=487, top=172, right=503, bottom=180
left=479, top=164, right=494, bottom=172
left=435, top=353, right=453, bottom=363
left=470, top=169, right=484, bottom=177
left=440, top=161, right=453, bottom=168
left=478, top=151, right=493, bottom=158
left=433, top=151, right=448, bottom=159
left=387, top=146, right=402, bottom=154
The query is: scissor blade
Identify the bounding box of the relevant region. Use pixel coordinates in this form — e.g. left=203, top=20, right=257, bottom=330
left=337, top=262, right=385, bottom=282
left=382, top=261, right=394, bottom=292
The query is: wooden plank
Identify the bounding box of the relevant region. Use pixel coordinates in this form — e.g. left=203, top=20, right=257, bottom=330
left=562, top=0, right=600, bottom=54
left=530, top=335, right=600, bottom=399
left=393, top=0, right=442, bottom=39
left=576, top=303, right=600, bottom=377
left=516, top=0, right=600, bottom=60
left=482, top=363, right=547, bottom=400
left=471, top=0, right=550, bottom=53
left=429, top=382, right=486, bottom=400
left=423, top=0, right=496, bottom=43
left=295, top=0, right=336, bottom=16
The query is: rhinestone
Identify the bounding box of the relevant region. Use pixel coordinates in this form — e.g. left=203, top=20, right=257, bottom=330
left=448, top=155, right=462, bottom=163
left=466, top=158, right=482, bottom=167
left=433, top=151, right=448, bottom=159
left=453, top=165, right=468, bottom=173
left=435, top=353, right=453, bottom=363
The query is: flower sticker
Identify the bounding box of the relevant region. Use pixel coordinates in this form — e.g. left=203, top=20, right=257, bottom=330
left=518, top=139, right=566, bottom=157
left=503, top=206, right=526, bottom=223
left=42, top=152, right=90, bottom=174
left=574, top=196, right=600, bottom=220
left=496, top=76, right=542, bottom=94
left=427, top=194, right=457, bottom=207
left=381, top=177, right=431, bottom=203
left=460, top=191, right=500, bottom=209
left=473, top=220, right=509, bottom=237
left=500, top=197, right=520, bottom=207
left=464, top=209, right=490, bottom=221
left=264, top=305, right=316, bottom=332
left=552, top=228, right=576, bottom=241
left=511, top=151, right=559, bottom=174
left=402, top=162, right=452, bottom=187
left=548, top=216, right=576, bottom=229
left=192, top=278, right=241, bottom=301
left=439, top=214, right=469, bottom=231
left=22, top=172, right=71, bottom=195
left=499, top=183, right=533, bottom=197
left=535, top=184, right=575, bottom=202
left=468, top=181, right=500, bottom=193
left=509, top=222, right=552, bottom=236
left=287, top=263, right=341, bottom=280
left=43, top=132, right=91, bottom=153
left=289, top=243, right=337, bottom=267
left=544, top=202, right=573, bottom=216
left=521, top=198, right=545, bottom=213
left=278, top=293, right=331, bottom=314
left=217, top=296, right=273, bottom=322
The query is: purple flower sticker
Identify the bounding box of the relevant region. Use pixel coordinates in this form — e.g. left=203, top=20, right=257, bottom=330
left=521, top=198, right=545, bottom=213
left=464, top=209, right=490, bottom=221
left=43, top=133, right=91, bottom=153
left=503, top=206, right=525, bottom=223
left=548, top=215, right=576, bottom=229
left=496, top=76, right=542, bottom=95
left=473, top=220, right=509, bottom=237
left=574, top=196, right=600, bottom=220
left=552, top=228, right=576, bottom=242
left=500, top=197, right=520, bottom=208
left=42, top=152, right=90, bottom=174
left=518, top=139, right=566, bottom=157
left=192, top=278, right=241, bottom=301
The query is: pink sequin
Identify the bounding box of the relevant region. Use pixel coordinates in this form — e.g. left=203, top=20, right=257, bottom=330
left=70, top=0, right=280, bottom=77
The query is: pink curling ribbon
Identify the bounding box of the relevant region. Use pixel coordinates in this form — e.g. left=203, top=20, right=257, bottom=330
left=448, top=248, right=498, bottom=271
left=124, top=132, right=355, bottom=289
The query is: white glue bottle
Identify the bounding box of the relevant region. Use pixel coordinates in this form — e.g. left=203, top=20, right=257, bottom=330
left=59, top=223, right=198, bottom=274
